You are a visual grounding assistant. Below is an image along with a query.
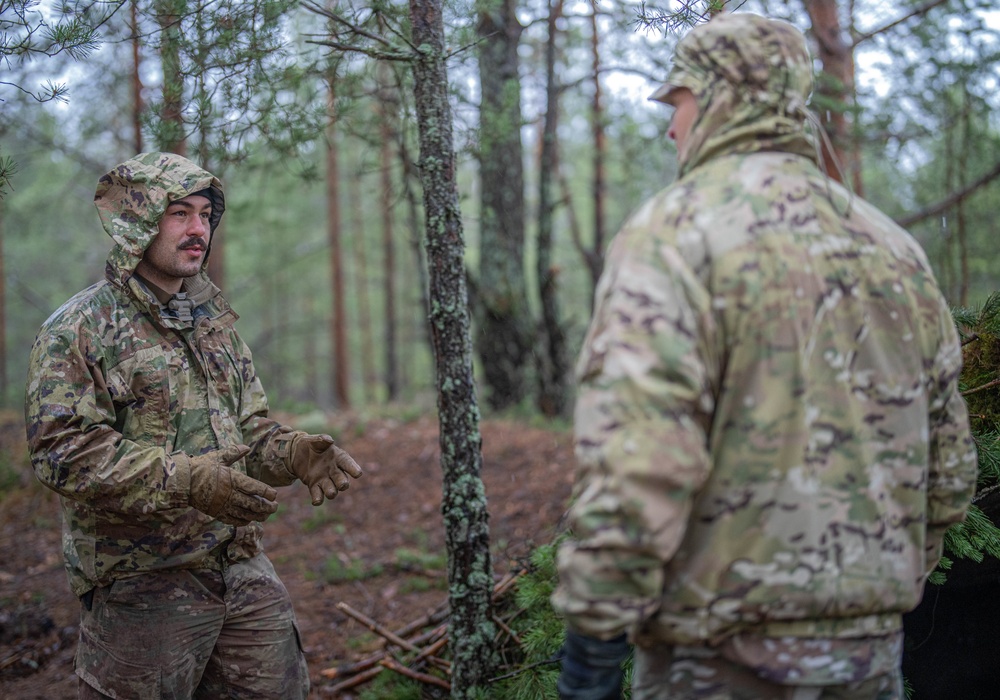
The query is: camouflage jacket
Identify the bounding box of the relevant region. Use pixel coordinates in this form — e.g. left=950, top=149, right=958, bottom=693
left=25, top=153, right=296, bottom=597
left=553, top=14, right=977, bottom=655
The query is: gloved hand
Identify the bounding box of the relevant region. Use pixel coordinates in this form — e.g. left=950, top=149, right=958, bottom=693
left=188, top=445, right=278, bottom=525
left=285, top=433, right=363, bottom=505
left=557, top=629, right=629, bottom=700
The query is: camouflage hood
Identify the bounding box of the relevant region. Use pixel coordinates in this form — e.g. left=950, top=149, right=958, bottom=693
left=651, top=13, right=818, bottom=177
left=94, top=152, right=225, bottom=289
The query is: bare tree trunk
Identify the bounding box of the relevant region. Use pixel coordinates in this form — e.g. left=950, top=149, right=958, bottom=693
left=803, top=0, right=861, bottom=194
left=588, top=2, right=606, bottom=291
left=130, top=0, right=143, bottom=154
left=378, top=66, right=399, bottom=403
left=398, top=124, right=434, bottom=359
left=407, top=0, right=495, bottom=694
left=326, top=74, right=350, bottom=408
left=155, top=0, right=186, bottom=155
left=476, top=0, right=531, bottom=412
left=535, top=0, right=570, bottom=417
left=349, top=158, right=376, bottom=405
left=304, top=294, right=320, bottom=405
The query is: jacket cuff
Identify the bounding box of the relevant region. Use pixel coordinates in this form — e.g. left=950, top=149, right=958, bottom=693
left=258, top=428, right=301, bottom=486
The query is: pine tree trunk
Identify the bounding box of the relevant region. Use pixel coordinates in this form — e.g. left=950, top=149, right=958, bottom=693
left=588, top=3, right=606, bottom=291
left=326, top=75, right=350, bottom=408
left=130, top=0, right=143, bottom=154
left=399, top=128, right=435, bottom=360
left=378, top=67, right=399, bottom=403
left=802, top=0, right=863, bottom=195
left=348, top=157, right=376, bottom=405
left=536, top=0, right=570, bottom=417
left=475, top=0, right=531, bottom=411
left=407, top=0, right=495, bottom=694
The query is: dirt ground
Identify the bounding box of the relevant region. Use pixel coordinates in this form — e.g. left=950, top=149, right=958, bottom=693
left=0, top=412, right=576, bottom=699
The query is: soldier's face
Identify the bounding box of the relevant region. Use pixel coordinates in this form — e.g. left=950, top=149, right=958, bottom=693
left=665, top=88, right=699, bottom=150
left=136, top=194, right=212, bottom=293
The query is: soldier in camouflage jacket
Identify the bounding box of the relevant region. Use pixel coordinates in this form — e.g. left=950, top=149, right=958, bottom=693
left=25, top=152, right=363, bottom=699
left=552, top=14, right=977, bottom=700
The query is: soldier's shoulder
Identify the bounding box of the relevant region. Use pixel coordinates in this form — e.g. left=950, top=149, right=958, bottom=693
left=37, top=281, right=121, bottom=339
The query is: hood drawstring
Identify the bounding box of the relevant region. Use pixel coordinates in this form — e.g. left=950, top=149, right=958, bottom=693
left=789, top=95, right=855, bottom=219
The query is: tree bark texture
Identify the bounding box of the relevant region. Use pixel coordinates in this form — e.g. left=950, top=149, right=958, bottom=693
left=803, top=0, right=862, bottom=195
left=130, top=0, right=143, bottom=154
left=326, top=75, right=350, bottom=408
left=475, top=0, right=532, bottom=411
left=407, top=0, right=496, bottom=695
left=535, top=0, right=570, bottom=417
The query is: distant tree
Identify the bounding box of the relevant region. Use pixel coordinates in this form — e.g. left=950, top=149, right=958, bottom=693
left=325, top=66, right=350, bottom=408
left=535, top=0, right=571, bottom=417
left=475, top=0, right=532, bottom=412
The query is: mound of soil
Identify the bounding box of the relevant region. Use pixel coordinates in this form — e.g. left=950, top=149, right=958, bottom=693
left=0, top=414, right=575, bottom=698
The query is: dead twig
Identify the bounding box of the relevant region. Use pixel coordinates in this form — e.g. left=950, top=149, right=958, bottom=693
left=320, top=568, right=530, bottom=692
left=380, top=656, right=451, bottom=690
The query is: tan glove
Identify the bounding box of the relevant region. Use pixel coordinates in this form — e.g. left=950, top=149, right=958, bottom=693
left=285, top=433, right=363, bottom=505
left=188, top=445, right=278, bottom=525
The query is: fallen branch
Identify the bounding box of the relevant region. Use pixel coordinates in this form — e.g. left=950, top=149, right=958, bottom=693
left=319, top=568, right=530, bottom=693
left=380, top=656, right=452, bottom=690
left=323, top=665, right=384, bottom=695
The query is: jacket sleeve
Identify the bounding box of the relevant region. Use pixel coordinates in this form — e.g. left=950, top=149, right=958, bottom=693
left=552, top=233, right=718, bottom=640
left=25, top=325, right=192, bottom=514
left=232, top=335, right=298, bottom=487
left=923, top=305, right=978, bottom=575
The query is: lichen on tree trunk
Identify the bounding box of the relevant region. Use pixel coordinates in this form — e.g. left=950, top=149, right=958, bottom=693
left=407, top=0, right=497, bottom=695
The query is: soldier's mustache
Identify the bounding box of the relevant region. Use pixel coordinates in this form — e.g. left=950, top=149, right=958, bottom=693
left=179, top=239, right=206, bottom=251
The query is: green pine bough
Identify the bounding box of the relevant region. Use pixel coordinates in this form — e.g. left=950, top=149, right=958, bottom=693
left=932, top=292, right=1000, bottom=584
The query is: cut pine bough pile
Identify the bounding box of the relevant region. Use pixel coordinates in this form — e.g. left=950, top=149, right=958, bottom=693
left=319, top=569, right=527, bottom=695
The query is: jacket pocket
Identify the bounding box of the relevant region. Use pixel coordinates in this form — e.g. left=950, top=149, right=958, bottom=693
left=106, top=346, right=171, bottom=444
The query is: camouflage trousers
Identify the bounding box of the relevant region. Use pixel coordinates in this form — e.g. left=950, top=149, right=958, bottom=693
left=75, top=553, right=309, bottom=699
left=632, top=638, right=904, bottom=700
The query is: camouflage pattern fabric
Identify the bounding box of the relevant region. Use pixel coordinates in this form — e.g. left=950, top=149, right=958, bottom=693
left=649, top=12, right=817, bottom=177
left=76, top=554, right=308, bottom=699
left=552, top=11, right=976, bottom=687
left=25, top=152, right=297, bottom=599
left=632, top=639, right=904, bottom=699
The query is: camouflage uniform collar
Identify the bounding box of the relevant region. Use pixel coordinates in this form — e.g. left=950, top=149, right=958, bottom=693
left=129, top=272, right=236, bottom=331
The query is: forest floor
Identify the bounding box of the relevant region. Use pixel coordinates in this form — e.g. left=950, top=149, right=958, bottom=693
left=0, top=409, right=576, bottom=699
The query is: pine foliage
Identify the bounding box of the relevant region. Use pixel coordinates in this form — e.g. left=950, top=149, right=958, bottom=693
left=934, top=292, right=1000, bottom=580
left=486, top=540, right=634, bottom=699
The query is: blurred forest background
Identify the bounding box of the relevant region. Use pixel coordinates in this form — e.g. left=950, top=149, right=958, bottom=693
left=2, top=0, right=1000, bottom=416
